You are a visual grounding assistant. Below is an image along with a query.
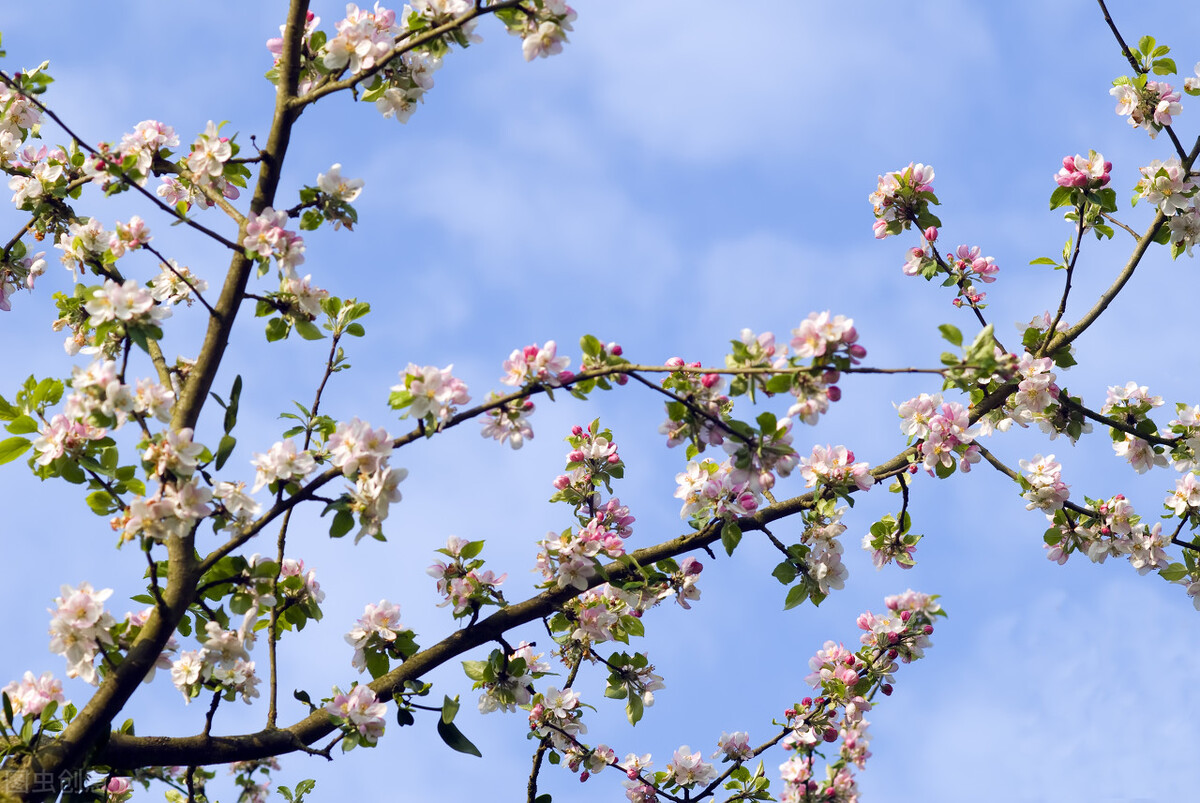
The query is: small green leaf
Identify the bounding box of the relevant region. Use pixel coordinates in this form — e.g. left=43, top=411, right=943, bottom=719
left=937, top=323, right=962, bottom=347
left=720, top=520, right=742, bottom=556
left=1029, top=257, right=1059, bottom=267
left=294, top=319, right=325, bottom=340
left=441, top=695, right=460, bottom=724
left=783, top=584, right=808, bottom=610
left=214, top=434, right=237, bottom=471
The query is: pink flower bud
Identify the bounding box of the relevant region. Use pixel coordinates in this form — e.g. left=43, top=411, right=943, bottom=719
left=607, top=454, right=620, bottom=464
left=107, top=778, right=131, bottom=795
left=524, top=345, right=540, bottom=360
left=609, top=343, right=623, bottom=356
left=627, top=769, right=639, bottom=780
left=924, top=226, right=938, bottom=242
left=823, top=727, right=838, bottom=742
left=759, top=470, right=775, bottom=490
left=900, top=610, right=911, bottom=622
left=888, top=632, right=899, bottom=644
left=785, top=708, right=797, bottom=718
left=558, top=370, right=574, bottom=384
left=523, top=400, right=535, bottom=410
left=701, top=373, right=720, bottom=389
left=615, top=374, right=628, bottom=385
left=848, top=344, right=867, bottom=359
left=665, top=357, right=684, bottom=369
left=887, top=648, right=898, bottom=659
left=801, top=697, right=813, bottom=708
left=568, top=450, right=585, bottom=463
left=826, top=386, right=842, bottom=402
left=923, top=624, right=933, bottom=635
left=579, top=771, right=590, bottom=783
left=553, top=475, right=571, bottom=490
left=822, top=370, right=841, bottom=384
left=571, top=425, right=583, bottom=436
left=881, top=684, right=893, bottom=696
left=907, top=463, right=919, bottom=474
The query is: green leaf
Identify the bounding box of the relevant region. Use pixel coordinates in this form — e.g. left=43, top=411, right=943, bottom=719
left=366, top=650, right=389, bottom=680
left=461, top=660, right=487, bottom=681
left=224, top=375, right=242, bottom=433
left=580, top=334, right=602, bottom=358
left=265, top=317, right=289, bottom=342
left=86, top=491, right=114, bottom=516
left=720, top=520, right=742, bottom=556
left=783, top=584, right=809, bottom=610
left=937, top=323, right=962, bottom=347
left=1159, top=563, right=1188, bottom=582
left=0, top=437, right=31, bottom=465
left=6, top=415, right=38, bottom=435
left=214, top=434, right=237, bottom=471
left=626, top=692, right=644, bottom=725
left=328, top=510, right=354, bottom=539
left=436, top=718, right=482, bottom=757
left=1048, top=185, right=1074, bottom=210
left=1029, top=256, right=1059, bottom=267
left=345, top=322, right=365, bottom=337
left=771, top=561, right=797, bottom=585
left=294, top=319, right=325, bottom=340
left=441, top=695, right=460, bottom=724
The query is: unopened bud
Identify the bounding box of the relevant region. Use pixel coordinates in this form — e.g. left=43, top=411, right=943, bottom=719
left=826, top=385, right=842, bottom=402
left=924, top=226, right=938, bottom=242
left=881, top=684, right=893, bottom=696
left=568, top=450, right=585, bottom=463
left=701, top=373, right=720, bottom=388
left=571, top=425, right=583, bottom=436
left=609, top=343, right=623, bottom=356
left=887, top=648, right=898, bottom=660
left=785, top=708, right=796, bottom=718
left=800, top=697, right=813, bottom=708
left=923, top=624, right=933, bottom=635
left=823, top=727, right=838, bottom=743
left=579, top=772, right=589, bottom=783
left=900, top=610, right=911, bottom=622
left=607, top=453, right=620, bottom=464
left=553, top=475, right=571, bottom=490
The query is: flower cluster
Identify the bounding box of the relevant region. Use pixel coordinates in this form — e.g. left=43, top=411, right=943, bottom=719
left=47, top=582, right=117, bottom=685
left=322, top=2, right=400, bottom=74
left=148, top=260, right=208, bottom=307
left=345, top=599, right=413, bottom=673
left=83, top=278, right=170, bottom=333
left=1019, top=453, right=1070, bottom=512
left=1053, top=151, right=1111, bottom=189
left=1044, top=494, right=1169, bottom=575
left=389, top=363, right=470, bottom=425
left=529, top=686, right=587, bottom=751
left=181, top=120, right=243, bottom=205
left=170, top=621, right=260, bottom=704
left=536, top=517, right=626, bottom=591
left=790, top=311, right=865, bottom=364
left=674, top=458, right=759, bottom=524
left=113, top=478, right=213, bottom=543
left=777, top=592, right=940, bottom=802
left=1101, top=381, right=1167, bottom=473
left=499, top=0, right=577, bottom=62
left=250, top=439, right=318, bottom=492
left=481, top=392, right=536, bottom=448
left=1134, top=157, right=1197, bottom=214
left=1, top=671, right=65, bottom=725
left=658, top=359, right=729, bottom=449
left=500, top=340, right=572, bottom=387
left=243, top=206, right=307, bottom=273
left=798, top=445, right=873, bottom=494
left=1111, top=79, right=1182, bottom=137
left=427, top=536, right=507, bottom=618
left=868, top=162, right=940, bottom=239
left=466, top=642, right=551, bottom=714
left=324, top=684, right=387, bottom=746
left=897, top=393, right=980, bottom=475
left=329, top=418, right=407, bottom=541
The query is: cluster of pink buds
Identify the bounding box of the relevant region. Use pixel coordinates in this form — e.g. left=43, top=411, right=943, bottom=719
left=1053, top=151, right=1111, bottom=189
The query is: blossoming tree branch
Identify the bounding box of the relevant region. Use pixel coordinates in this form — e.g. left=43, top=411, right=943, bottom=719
left=0, top=0, right=1198, bottom=801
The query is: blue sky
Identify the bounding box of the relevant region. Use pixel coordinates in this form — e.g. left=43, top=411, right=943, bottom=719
left=3, top=2, right=1200, bottom=801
